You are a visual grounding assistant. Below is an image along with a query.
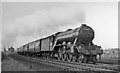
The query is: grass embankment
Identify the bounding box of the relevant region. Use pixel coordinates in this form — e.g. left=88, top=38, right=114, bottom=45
left=1, top=52, right=34, bottom=71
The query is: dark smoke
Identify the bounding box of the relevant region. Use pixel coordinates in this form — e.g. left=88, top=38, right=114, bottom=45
left=2, top=7, right=86, bottom=48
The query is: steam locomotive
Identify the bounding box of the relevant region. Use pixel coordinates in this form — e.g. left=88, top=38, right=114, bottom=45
left=17, top=24, right=103, bottom=64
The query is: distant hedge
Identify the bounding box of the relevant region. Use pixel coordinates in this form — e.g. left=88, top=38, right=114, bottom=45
left=1, top=52, right=9, bottom=61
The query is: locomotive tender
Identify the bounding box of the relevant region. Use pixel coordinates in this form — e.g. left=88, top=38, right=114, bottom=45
left=17, top=24, right=103, bottom=64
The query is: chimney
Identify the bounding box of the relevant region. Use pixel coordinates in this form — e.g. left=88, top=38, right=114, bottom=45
left=82, top=24, right=86, bottom=26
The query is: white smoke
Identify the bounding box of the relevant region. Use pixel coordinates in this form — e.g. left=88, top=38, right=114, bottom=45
left=2, top=6, right=86, bottom=48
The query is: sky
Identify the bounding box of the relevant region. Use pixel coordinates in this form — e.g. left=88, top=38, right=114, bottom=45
left=1, top=1, right=118, bottom=50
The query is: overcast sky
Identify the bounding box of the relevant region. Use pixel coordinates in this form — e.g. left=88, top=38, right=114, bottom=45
left=2, top=2, right=118, bottom=50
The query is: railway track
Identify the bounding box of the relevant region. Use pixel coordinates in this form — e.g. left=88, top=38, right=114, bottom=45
left=43, top=58, right=119, bottom=71
left=41, top=57, right=119, bottom=72
left=12, top=54, right=119, bottom=72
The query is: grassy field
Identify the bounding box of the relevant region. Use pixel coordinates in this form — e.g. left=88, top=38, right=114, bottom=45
left=97, top=48, right=119, bottom=64
left=1, top=52, right=63, bottom=71
left=1, top=52, right=34, bottom=71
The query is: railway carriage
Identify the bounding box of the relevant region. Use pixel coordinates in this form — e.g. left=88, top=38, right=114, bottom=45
left=17, top=48, right=21, bottom=54
left=23, top=44, right=29, bottom=55
left=28, top=42, right=35, bottom=56
left=17, top=24, right=103, bottom=64
left=33, top=39, right=41, bottom=56
left=40, top=35, right=54, bottom=57
left=17, top=46, right=24, bottom=55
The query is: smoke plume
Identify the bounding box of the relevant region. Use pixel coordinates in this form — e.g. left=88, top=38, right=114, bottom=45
left=2, top=7, right=86, bottom=48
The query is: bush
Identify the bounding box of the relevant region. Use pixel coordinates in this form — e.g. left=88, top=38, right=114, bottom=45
left=1, top=52, right=9, bottom=61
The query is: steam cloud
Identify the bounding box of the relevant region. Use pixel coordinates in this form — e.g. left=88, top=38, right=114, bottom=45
left=2, top=7, right=86, bottom=48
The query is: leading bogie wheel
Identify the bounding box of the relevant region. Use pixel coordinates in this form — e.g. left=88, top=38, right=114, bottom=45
left=72, top=55, right=76, bottom=62
left=83, top=55, right=89, bottom=63
left=92, top=55, right=97, bottom=64
left=78, top=54, right=84, bottom=63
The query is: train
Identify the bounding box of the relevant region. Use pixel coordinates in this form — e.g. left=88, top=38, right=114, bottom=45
left=17, top=24, right=103, bottom=64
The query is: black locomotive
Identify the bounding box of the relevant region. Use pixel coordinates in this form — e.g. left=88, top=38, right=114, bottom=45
left=17, top=24, right=103, bottom=64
